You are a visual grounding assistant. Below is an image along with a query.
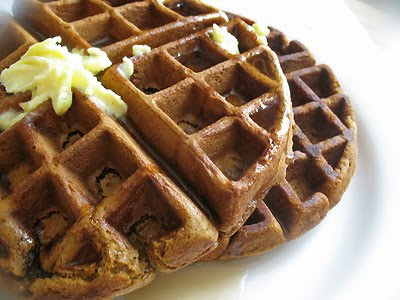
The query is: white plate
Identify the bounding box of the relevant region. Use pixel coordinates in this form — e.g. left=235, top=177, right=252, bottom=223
left=1, top=0, right=399, bottom=299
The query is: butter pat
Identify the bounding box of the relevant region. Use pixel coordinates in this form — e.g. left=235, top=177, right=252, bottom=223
left=88, top=85, right=128, bottom=118
left=117, top=45, right=151, bottom=79
left=209, top=24, right=239, bottom=55
left=0, top=110, right=27, bottom=131
left=72, top=47, right=112, bottom=75
left=118, top=57, right=134, bottom=79
left=0, top=36, right=127, bottom=122
left=132, top=45, right=152, bottom=57
left=252, top=23, right=270, bottom=45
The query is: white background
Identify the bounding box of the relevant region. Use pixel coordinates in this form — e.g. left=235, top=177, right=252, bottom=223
left=1, top=0, right=399, bottom=299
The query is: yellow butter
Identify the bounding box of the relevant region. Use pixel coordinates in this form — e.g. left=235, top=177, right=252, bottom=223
left=0, top=110, right=27, bottom=131
left=252, top=23, right=270, bottom=45
left=209, top=24, right=239, bottom=55
left=71, top=47, right=112, bottom=75
left=0, top=36, right=127, bottom=129
left=132, top=45, right=152, bottom=57
left=118, top=57, right=134, bottom=79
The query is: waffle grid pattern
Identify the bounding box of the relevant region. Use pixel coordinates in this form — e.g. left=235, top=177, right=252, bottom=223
left=0, top=89, right=220, bottom=297
left=0, top=2, right=293, bottom=297
left=12, top=0, right=229, bottom=63
left=102, top=17, right=292, bottom=234
left=217, top=28, right=357, bottom=259
left=0, top=11, right=226, bottom=290
left=0, top=2, right=357, bottom=297
left=8, top=0, right=293, bottom=236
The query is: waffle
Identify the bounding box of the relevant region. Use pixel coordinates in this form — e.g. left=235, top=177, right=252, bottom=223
left=101, top=17, right=293, bottom=234
left=11, top=0, right=293, bottom=238
left=205, top=25, right=358, bottom=260
left=1, top=1, right=293, bottom=298
left=12, top=0, right=229, bottom=64
left=0, top=8, right=223, bottom=300
left=0, top=85, right=221, bottom=298
left=0, top=14, right=36, bottom=73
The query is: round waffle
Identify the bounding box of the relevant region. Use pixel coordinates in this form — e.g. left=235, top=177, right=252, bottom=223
left=1, top=1, right=293, bottom=298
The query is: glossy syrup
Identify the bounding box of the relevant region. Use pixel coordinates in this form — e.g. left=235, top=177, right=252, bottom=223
left=177, top=119, right=201, bottom=135
left=175, top=45, right=215, bottom=72
left=167, top=1, right=196, bottom=16
left=215, top=151, right=246, bottom=181
left=223, top=87, right=249, bottom=107
left=91, top=35, right=117, bottom=48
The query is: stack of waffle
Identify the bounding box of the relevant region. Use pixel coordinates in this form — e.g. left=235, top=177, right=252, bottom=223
left=0, top=0, right=357, bottom=298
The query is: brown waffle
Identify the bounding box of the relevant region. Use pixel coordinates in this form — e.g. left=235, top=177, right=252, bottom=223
left=205, top=25, right=357, bottom=260
left=0, top=2, right=293, bottom=298
left=12, top=0, right=229, bottom=64
left=11, top=0, right=293, bottom=240
left=0, top=87, right=222, bottom=298
left=0, top=13, right=36, bottom=73
left=0, top=8, right=225, bottom=299
left=0, top=13, right=36, bottom=108
left=101, top=17, right=293, bottom=234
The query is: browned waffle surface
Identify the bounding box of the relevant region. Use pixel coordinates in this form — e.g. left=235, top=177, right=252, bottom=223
left=0, top=12, right=36, bottom=72
left=211, top=26, right=357, bottom=260
left=12, top=0, right=229, bottom=63
left=10, top=2, right=293, bottom=235
left=0, top=4, right=294, bottom=297
left=0, top=90, right=219, bottom=298
left=0, top=13, right=36, bottom=117
left=102, top=17, right=293, bottom=234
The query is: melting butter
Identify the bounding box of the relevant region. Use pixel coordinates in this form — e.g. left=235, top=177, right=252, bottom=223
left=0, top=110, right=27, bottom=132
left=209, top=24, right=239, bottom=55
left=118, top=45, right=152, bottom=79
left=118, top=45, right=151, bottom=79
left=132, top=45, right=152, bottom=57
left=252, top=23, right=270, bottom=45
left=118, top=57, right=134, bottom=79
left=88, top=84, right=128, bottom=117
left=0, top=36, right=127, bottom=130
left=71, top=47, right=112, bottom=75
